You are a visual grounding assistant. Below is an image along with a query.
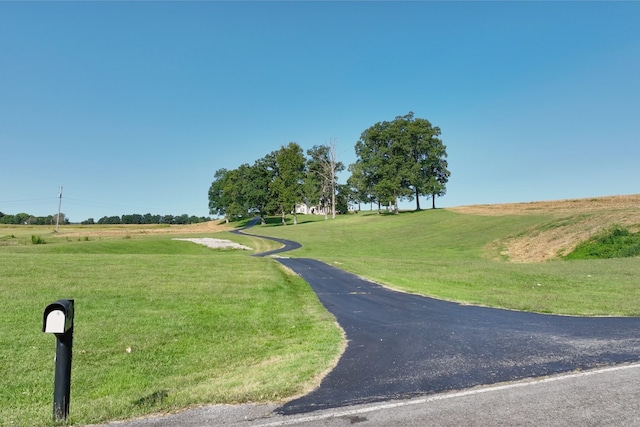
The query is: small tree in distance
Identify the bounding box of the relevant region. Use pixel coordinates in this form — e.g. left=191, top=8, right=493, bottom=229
left=306, top=140, right=344, bottom=220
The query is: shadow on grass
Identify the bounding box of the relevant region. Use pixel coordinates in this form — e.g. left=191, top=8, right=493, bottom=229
left=132, top=390, right=168, bottom=409
left=251, top=215, right=321, bottom=227
left=355, top=208, right=440, bottom=217
left=227, top=209, right=442, bottom=229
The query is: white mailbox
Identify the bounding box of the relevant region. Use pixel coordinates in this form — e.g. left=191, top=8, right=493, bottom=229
left=42, top=298, right=75, bottom=422
left=44, top=310, right=66, bottom=333
left=42, top=299, right=74, bottom=334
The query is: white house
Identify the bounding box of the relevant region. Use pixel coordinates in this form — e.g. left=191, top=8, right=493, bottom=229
left=295, top=202, right=330, bottom=215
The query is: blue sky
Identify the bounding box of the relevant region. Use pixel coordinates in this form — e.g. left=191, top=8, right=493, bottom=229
left=1, top=1, right=638, bottom=222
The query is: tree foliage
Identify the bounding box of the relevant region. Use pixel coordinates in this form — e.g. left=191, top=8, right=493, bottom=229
left=0, top=211, right=209, bottom=225
left=95, top=213, right=208, bottom=225
left=0, top=212, right=69, bottom=225
left=350, top=112, right=449, bottom=212
left=245, top=153, right=276, bottom=224
left=271, top=142, right=306, bottom=225
left=208, top=142, right=345, bottom=225
left=208, top=114, right=451, bottom=222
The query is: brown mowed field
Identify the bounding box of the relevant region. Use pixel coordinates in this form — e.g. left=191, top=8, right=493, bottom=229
left=452, top=194, right=640, bottom=262
left=56, top=219, right=232, bottom=238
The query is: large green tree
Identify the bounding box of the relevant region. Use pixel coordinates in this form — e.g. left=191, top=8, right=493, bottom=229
left=208, top=168, right=231, bottom=221
left=270, top=142, right=306, bottom=225
left=351, top=112, right=449, bottom=212
left=393, top=112, right=449, bottom=210
left=346, top=159, right=374, bottom=211
left=208, top=167, right=248, bottom=222
left=422, top=139, right=450, bottom=209
left=247, top=154, right=277, bottom=224
left=353, top=119, right=407, bottom=213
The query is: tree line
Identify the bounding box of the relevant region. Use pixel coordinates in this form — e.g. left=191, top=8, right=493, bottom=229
left=209, top=112, right=450, bottom=223
left=208, top=141, right=347, bottom=225
left=0, top=211, right=211, bottom=225
left=87, top=214, right=211, bottom=225
left=0, top=212, right=69, bottom=226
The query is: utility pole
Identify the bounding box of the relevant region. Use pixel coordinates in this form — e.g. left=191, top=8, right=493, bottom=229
left=55, top=186, right=63, bottom=232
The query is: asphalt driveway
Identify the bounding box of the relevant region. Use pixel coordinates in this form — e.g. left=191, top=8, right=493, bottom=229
left=274, top=258, right=640, bottom=414
left=235, top=226, right=640, bottom=415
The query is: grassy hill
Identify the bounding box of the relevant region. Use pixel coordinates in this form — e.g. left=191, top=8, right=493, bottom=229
left=451, top=194, right=640, bottom=262
left=1, top=194, right=637, bottom=426
left=252, top=194, right=640, bottom=316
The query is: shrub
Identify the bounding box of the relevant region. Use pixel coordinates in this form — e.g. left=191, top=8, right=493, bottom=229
left=565, top=226, right=640, bottom=259
left=31, top=235, right=45, bottom=245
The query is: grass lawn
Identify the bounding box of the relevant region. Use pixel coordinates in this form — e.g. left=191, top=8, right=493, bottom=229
left=252, top=208, right=640, bottom=316
left=0, top=229, right=343, bottom=426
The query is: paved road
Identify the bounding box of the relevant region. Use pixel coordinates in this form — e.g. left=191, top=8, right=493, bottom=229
left=95, top=363, right=640, bottom=426
left=230, top=224, right=301, bottom=257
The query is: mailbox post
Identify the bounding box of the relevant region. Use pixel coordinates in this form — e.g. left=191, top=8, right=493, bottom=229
left=42, top=299, right=74, bottom=422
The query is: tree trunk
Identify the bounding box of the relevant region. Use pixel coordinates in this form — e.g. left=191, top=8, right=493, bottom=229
left=330, top=140, right=338, bottom=220
left=331, top=182, right=337, bottom=219
left=415, top=187, right=421, bottom=211
left=281, top=209, right=286, bottom=225
left=394, top=192, right=399, bottom=214
left=432, top=193, right=436, bottom=209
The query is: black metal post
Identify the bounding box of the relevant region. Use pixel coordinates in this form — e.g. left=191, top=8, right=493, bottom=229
left=53, top=324, right=73, bottom=421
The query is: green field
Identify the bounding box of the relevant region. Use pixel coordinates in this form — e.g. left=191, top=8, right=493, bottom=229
left=0, top=229, right=343, bottom=426
left=252, top=209, right=640, bottom=316
left=1, top=203, right=639, bottom=426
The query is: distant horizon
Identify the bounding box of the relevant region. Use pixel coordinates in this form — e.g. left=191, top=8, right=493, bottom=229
left=3, top=192, right=639, bottom=225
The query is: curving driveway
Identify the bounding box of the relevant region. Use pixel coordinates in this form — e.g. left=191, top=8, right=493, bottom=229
left=233, top=225, right=640, bottom=415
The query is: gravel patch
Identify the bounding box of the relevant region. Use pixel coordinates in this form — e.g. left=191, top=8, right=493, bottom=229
left=172, top=237, right=252, bottom=250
